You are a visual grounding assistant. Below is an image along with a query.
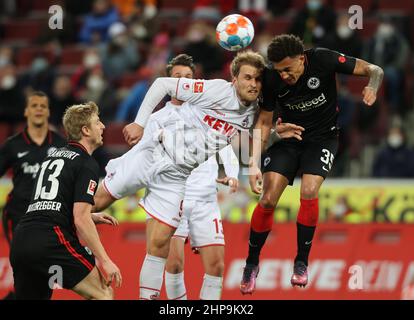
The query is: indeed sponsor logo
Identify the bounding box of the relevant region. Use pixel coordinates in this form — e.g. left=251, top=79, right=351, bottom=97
left=286, top=93, right=327, bottom=111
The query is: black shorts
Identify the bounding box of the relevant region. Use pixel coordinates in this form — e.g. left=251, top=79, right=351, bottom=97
left=262, top=137, right=338, bottom=185
left=10, top=222, right=95, bottom=300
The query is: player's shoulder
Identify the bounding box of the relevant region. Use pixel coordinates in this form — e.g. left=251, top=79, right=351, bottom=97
left=309, top=47, right=339, bottom=63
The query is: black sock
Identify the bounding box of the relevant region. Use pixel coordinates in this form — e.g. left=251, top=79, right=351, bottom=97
left=295, top=222, right=316, bottom=266
left=246, top=228, right=270, bottom=266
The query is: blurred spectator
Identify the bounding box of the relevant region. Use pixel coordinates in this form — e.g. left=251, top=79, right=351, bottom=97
left=20, top=56, right=57, bottom=96
left=0, top=64, right=25, bottom=124
left=372, top=126, right=414, bottom=178
left=145, top=32, right=171, bottom=76
left=71, top=48, right=102, bottom=96
left=112, top=0, right=157, bottom=21
left=289, top=0, right=336, bottom=47
left=239, top=0, right=267, bottom=16
left=0, top=46, right=14, bottom=67
left=184, top=22, right=224, bottom=78
left=64, top=0, right=93, bottom=16
left=79, top=0, right=120, bottom=44
left=0, top=0, right=16, bottom=17
left=99, top=22, right=140, bottom=80
left=49, top=75, right=79, bottom=127
left=115, top=79, right=150, bottom=122
left=267, top=0, right=291, bottom=17
left=193, top=0, right=235, bottom=21
left=78, top=66, right=118, bottom=122
left=362, top=18, right=410, bottom=114
left=320, top=13, right=363, bottom=58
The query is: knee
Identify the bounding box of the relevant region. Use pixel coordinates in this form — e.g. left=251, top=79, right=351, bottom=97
left=166, top=258, right=184, bottom=274
left=260, top=193, right=276, bottom=208
left=301, top=185, right=319, bottom=199
left=149, top=236, right=171, bottom=257
left=205, top=258, right=225, bottom=277
left=93, top=286, right=113, bottom=300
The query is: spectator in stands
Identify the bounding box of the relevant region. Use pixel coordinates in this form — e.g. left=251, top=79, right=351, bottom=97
left=49, top=75, right=79, bottom=127
left=289, top=0, right=336, bottom=48
left=72, top=48, right=102, bottom=96
left=0, top=64, right=25, bottom=124
left=372, top=125, right=414, bottom=178
left=362, top=18, right=410, bottom=114
left=99, top=22, right=140, bottom=80
left=145, top=32, right=171, bottom=77
left=112, top=0, right=157, bottom=21
left=0, top=46, right=14, bottom=67
left=321, top=13, right=363, bottom=58
left=184, top=22, right=224, bottom=78
left=78, top=66, right=117, bottom=122
left=20, top=56, right=57, bottom=96
left=192, top=0, right=235, bottom=21
left=79, top=0, right=120, bottom=44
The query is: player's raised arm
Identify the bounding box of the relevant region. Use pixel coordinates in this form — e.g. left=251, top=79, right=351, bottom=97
left=352, top=59, right=384, bottom=107
left=216, top=145, right=240, bottom=193
left=123, top=77, right=180, bottom=146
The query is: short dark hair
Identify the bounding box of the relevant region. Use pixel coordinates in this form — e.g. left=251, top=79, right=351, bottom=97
left=267, top=34, right=304, bottom=63
left=166, top=54, right=195, bottom=76
left=26, top=90, right=49, bottom=106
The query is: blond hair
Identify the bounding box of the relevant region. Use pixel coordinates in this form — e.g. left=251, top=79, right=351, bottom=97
left=230, top=50, right=265, bottom=78
left=63, top=102, right=99, bottom=141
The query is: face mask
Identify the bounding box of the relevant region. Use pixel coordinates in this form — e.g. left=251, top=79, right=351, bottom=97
left=113, top=35, right=128, bottom=46
left=188, top=30, right=204, bottom=42
left=31, top=57, right=49, bottom=73
left=83, top=54, right=100, bottom=68
left=87, top=75, right=104, bottom=91
left=337, top=25, right=352, bottom=39
left=1, top=75, right=16, bottom=90
left=377, top=24, right=394, bottom=38
left=307, top=0, right=322, bottom=11
left=0, top=56, right=10, bottom=68
left=132, top=24, right=147, bottom=39
left=387, top=134, right=403, bottom=148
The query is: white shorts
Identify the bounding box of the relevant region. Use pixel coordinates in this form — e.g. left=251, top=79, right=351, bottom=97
left=103, top=138, right=188, bottom=228
left=173, top=199, right=225, bottom=248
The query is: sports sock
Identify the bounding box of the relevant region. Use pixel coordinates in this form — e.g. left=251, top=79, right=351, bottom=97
left=139, top=254, right=166, bottom=300
left=199, top=274, right=223, bottom=300
left=165, top=271, right=187, bottom=300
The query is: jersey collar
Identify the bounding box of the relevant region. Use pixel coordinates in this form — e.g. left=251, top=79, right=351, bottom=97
left=23, top=127, right=53, bottom=146
left=68, top=141, right=88, bottom=154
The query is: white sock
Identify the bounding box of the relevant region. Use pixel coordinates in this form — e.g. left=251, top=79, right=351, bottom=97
left=139, top=254, right=166, bottom=300
left=165, top=271, right=187, bottom=300
left=199, top=274, right=223, bottom=300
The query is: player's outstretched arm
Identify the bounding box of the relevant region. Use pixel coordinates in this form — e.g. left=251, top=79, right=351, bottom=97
left=273, top=117, right=305, bottom=141
left=352, top=59, right=384, bottom=106
left=123, top=77, right=180, bottom=146
left=249, top=109, right=273, bottom=194
left=74, top=202, right=122, bottom=288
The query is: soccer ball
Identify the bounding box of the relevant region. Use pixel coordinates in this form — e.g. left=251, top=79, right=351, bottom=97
left=216, top=14, right=254, bottom=51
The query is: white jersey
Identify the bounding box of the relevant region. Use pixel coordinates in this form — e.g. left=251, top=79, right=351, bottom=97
left=134, top=77, right=257, bottom=173
left=146, top=101, right=239, bottom=202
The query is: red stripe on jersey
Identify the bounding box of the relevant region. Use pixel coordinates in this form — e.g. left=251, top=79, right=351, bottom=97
left=102, top=180, right=119, bottom=200
left=22, top=129, right=31, bottom=145
left=48, top=131, right=52, bottom=144
left=53, top=226, right=94, bottom=271
left=68, top=141, right=88, bottom=153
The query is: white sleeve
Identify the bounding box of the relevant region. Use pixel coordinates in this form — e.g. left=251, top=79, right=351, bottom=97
left=175, top=78, right=229, bottom=107
left=218, top=145, right=239, bottom=179
left=134, top=77, right=179, bottom=127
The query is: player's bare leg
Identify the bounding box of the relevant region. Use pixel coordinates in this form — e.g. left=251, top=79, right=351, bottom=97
left=291, top=174, right=324, bottom=288
left=140, top=218, right=176, bottom=300
left=241, top=172, right=289, bottom=295
left=199, top=245, right=224, bottom=300
left=72, top=266, right=113, bottom=300
left=164, top=237, right=187, bottom=300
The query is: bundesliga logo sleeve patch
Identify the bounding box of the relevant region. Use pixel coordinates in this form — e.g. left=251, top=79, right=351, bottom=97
left=193, top=81, right=204, bottom=93
left=87, top=180, right=97, bottom=196
left=338, top=56, right=346, bottom=63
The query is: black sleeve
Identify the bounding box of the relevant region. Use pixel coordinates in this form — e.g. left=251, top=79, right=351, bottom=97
left=0, top=140, right=12, bottom=177
left=314, top=47, right=356, bottom=75
left=260, top=69, right=278, bottom=112
left=73, top=161, right=99, bottom=205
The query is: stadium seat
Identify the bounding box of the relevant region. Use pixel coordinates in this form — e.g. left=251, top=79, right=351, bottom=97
left=160, top=0, right=194, bottom=11
left=118, top=73, right=145, bottom=89
left=264, top=18, right=290, bottom=34
left=377, top=0, right=414, bottom=12
left=3, top=19, right=44, bottom=41
left=16, top=46, right=55, bottom=67
left=103, top=123, right=128, bottom=149
left=334, top=0, right=373, bottom=11
left=60, top=46, right=87, bottom=66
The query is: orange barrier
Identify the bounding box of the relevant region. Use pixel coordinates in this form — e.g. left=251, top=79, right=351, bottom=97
left=1, top=223, right=414, bottom=300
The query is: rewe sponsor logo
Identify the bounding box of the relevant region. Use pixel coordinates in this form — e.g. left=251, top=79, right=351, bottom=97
left=286, top=93, right=327, bottom=111
left=203, top=115, right=237, bottom=137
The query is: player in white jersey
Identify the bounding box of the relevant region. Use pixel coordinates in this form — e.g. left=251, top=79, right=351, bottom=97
left=92, top=51, right=304, bottom=300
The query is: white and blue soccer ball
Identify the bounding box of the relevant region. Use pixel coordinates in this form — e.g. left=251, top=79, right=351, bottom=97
left=216, top=14, right=254, bottom=51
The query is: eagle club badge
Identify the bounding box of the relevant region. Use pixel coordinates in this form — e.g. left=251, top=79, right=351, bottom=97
left=307, top=77, right=320, bottom=89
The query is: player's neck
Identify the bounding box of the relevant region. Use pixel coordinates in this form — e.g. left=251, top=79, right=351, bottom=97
left=77, top=138, right=96, bottom=155
left=27, top=123, right=48, bottom=146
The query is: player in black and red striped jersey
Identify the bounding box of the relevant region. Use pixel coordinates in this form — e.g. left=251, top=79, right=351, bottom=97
left=0, top=91, right=66, bottom=299
left=241, top=34, right=384, bottom=294
left=9, top=102, right=121, bottom=300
